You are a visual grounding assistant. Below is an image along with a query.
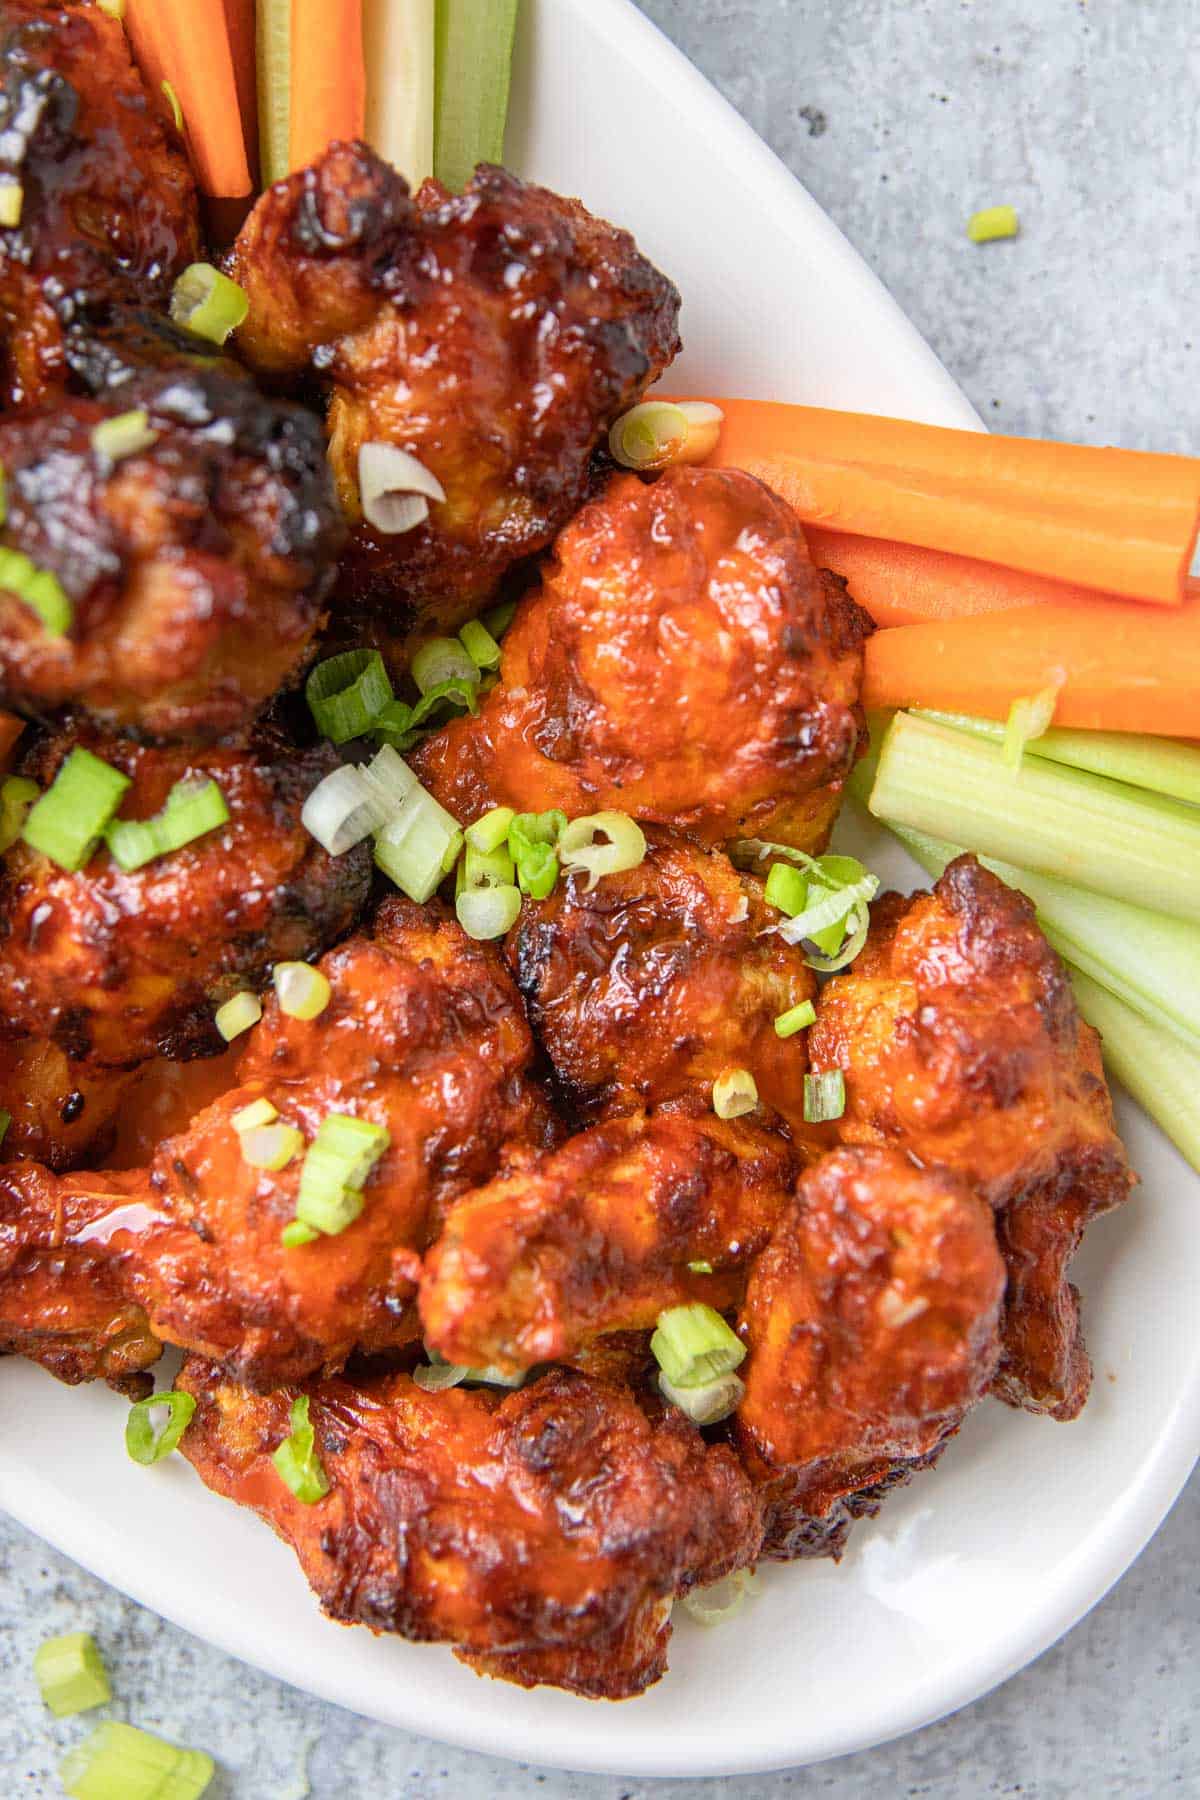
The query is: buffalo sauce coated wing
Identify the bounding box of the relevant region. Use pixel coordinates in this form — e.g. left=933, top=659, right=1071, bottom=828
left=736, top=1146, right=1005, bottom=1559
left=413, top=466, right=872, bottom=855
left=0, top=1, right=200, bottom=410
left=0, top=727, right=370, bottom=1065
left=0, top=1037, right=138, bottom=1168
left=175, top=1360, right=763, bottom=1699
left=0, top=898, right=553, bottom=1387
left=808, top=856, right=1134, bottom=1420
left=0, top=363, right=343, bottom=737
left=229, top=144, right=680, bottom=653
left=420, top=1109, right=800, bottom=1374
left=503, top=830, right=817, bottom=1132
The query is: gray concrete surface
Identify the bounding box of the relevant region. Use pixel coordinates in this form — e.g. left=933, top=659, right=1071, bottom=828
left=3, top=2, right=1196, bottom=1793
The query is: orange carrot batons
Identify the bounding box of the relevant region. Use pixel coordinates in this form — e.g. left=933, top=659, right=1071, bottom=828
left=289, top=0, right=366, bottom=173
left=134, top=0, right=253, bottom=196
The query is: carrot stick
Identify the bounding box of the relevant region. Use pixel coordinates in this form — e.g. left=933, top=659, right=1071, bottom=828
left=155, top=0, right=253, bottom=195
left=222, top=0, right=261, bottom=189
left=805, top=528, right=1112, bottom=627
left=679, top=395, right=1200, bottom=608
left=862, top=589, right=1200, bottom=737
left=0, top=709, right=23, bottom=773
left=125, top=1, right=174, bottom=110
left=289, top=0, right=366, bottom=172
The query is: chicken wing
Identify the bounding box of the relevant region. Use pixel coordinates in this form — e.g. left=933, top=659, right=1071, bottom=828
left=736, top=1145, right=1005, bottom=1559
left=807, top=856, right=1134, bottom=1420
left=420, top=1109, right=800, bottom=1374
left=0, top=1036, right=137, bottom=1168
left=412, top=466, right=872, bottom=855
left=0, top=0, right=200, bottom=411
left=0, top=359, right=343, bottom=737
left=0, top=898, right=554, bottom=1387
left=175, top=1360, right=763, bottom=1698
left=0, top=725, right=369, bottom=1066
left=229, top=143, right=681, bottom=657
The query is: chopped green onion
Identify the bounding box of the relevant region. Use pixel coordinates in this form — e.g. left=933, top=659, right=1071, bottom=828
left=712, top=1068, right=758, bottom=1120
left=1003, top=679, right=1063, bottom=772
left=125, top=1390, right=196, bottom=1465
left=241, top=1123, right=304, bottom=1171
left=105, top=777, right=229, bottom=872
left=458, top=617, right=501, bottom=671
left=281, top=1219, right=319, bottom=1248
left=0, top=774, right=38, bottom=854
left=465, top=805, right=516, bottom=854
left=433, top=0, right=520, bottom=192
left=559, top=810, right=646, bottom=891
left=231, top=1097, right=278, bottom=1132
left=967, top=204, right=1019, bottom=243
left=97, top=0, right=125, bottom=15
left=462, top=840, right=515, bottom=888
left=60, top=1721, right=215, bottom=1800
left=358, top=442, right=445, bottom=534
left=774, top=999, right=816, bottom=1039
left=514, top=839, right=557, bottom=899
left=1070, top=968, right=1200, bottom=1174
left=0, top=1110, right=10, bottom=1150
left=301, top=761, right=389, bottom=856
left=916, top=710, right=1200, bottom=807
left=456, top=881, right=522, bottom=940
left=22, top=748, right=130, bottom=871
left=295, top=1112, right=390, bottom=1236
left=659, top=1368, right=744, bottom=1423
left=273, top=961, right=331, bottom=1020
left=306, top=649, right=394, bottom=743
left=736, top=842, right=878, bottom=967
left=0, top=544, right=72, bottom=635
left=507, top=809, right=565, bottom=898
left=764, top=862, right=807, bottom=916
left=169, top=262, right=249, bottom=345
left=33, top=1632, right=111, bottom=1718
left=482, top=597, right=517, bottom=640
left=0, top=178, right=22, bottom=227
left=412, top=1351, right=524, bottom=1392
left=161, top=79, right=183, bottom=132
left=214, top=990, right=261, bottom=1042
left=374, top=784, right=462, bottom=902
left=272, top=1394, right=330, bottom=1503
left=869, top=711, right=1200, bottom=924
left=411, top=635, right=479, bottom=695
left=90, top=408, right=159, bottom=463
left=651, top=1303, right=746, bottom=1390
left=608, top=399, right=724, bottom=471
left=804, top=1069, right=845, bottom=1124
left=687, top=1259, right=714, bottom=1275
left=681, top=1567, right=759, bottom=1626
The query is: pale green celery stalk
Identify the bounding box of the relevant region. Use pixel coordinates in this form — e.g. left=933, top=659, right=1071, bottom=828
left=917, top=710, right=1200, bottom=806
left=871, top=816, right=1200, bottom=1057
left=868, top=712, right=1200, bottom=923
left=364, top=0, right=435, bottom=186
left=256, top=0, right=291, bottom=185
left=433, top=0, right=520, bottom=191
left=1069, top=969, right=1200, bottom=1174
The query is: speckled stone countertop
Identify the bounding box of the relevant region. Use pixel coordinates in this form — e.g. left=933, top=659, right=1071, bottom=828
left=3, top=3, right=1197, bottom=1794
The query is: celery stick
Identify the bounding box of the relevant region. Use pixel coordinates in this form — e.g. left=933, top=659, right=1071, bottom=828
left=1069, top=969, right=1200, bottom=1173
left=257, top=0, right=291, bottom=185
left=869, top=713, right=1200, bottom=923
left=365, top=0, right=435, bottom=186
left=917, top=711, right=1200, bottom=806
left=433, top=0, right=519, bottom=192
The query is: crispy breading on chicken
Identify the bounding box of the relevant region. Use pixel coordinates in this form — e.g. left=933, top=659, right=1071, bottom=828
left=807, top=856, right=1134, bottom=1420
left=0, top=361, right=344, bottom=737
left=412, top=467, right=872, bottom=855
left=0, top=726, right=370, bottom=1066
left=228, top=143, right=681, bottom=656
left=0, top=0, right=200, bottom=411
left=0, top=898, right=553, bottom=1387
left=420, top=1109, right=800, bottom=1374
left=0, top=1036, right=137, bottom=1168
left=502, top=829, right=817, bottom=1132
left=175, top=1360, right=764, bottom=1698
left=736, top=1146, right=1006, bottom=1559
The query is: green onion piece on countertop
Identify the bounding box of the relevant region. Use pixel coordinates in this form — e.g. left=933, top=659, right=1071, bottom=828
left=712, top=1067, right=758, bottom=1120
left=651, top=1303, right=746, bottom=1390
left=125, top=1390, right=196, bottom=1465
left=459, top=617, right=501, bottom=670
left=33, top=1632, right=111, bottom=1718
left=105, top=778, right=229, bottom=872
left=22, top=748, right=130, bottom=871
left=90, top=409, right=159, bottom=463
left=803, top=1069, right=846, bottom=1124
left=0, top=544, right=72, bottom=635
left=272, top=1394, right=330, bottom=1503
left=0, top=774, right=38, bottom=853
left=215, top=990, right=261, bottom=1042
left=433, top=0, right=520, bottom=192
left=774, top=999, right=816, bottom=1039
left=169, top=262, right=249, bottom=345
left=967, top=204, right=1019, bottom=243
left=60, top=1721, right=215, bottom=1800
left=306, top=649, right=394, bottom=743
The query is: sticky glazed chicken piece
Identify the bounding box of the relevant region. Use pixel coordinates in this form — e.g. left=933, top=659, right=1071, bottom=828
left=0, top=362, right=344, bottom=738
left=413, top=467, right=872, bottom=855
left=175, top=1360, right=763, bottom=1699
left=421, top=1109, right=801, bottom=1374
left=503, top=829, right=818, bottom=1131
left=807, top=856, right=1134, bottom=1421
left=736, top=1146, right=1006, bottom=1560
left=0, top=1036, right=138, bottom=1169
left=0, top=1, right=200, bottom=411
left=229, top=143, right=681, bottom=654
left=0, top=898, right=553, bottom=1388
left=0, top=727, right=370, bottom=1066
